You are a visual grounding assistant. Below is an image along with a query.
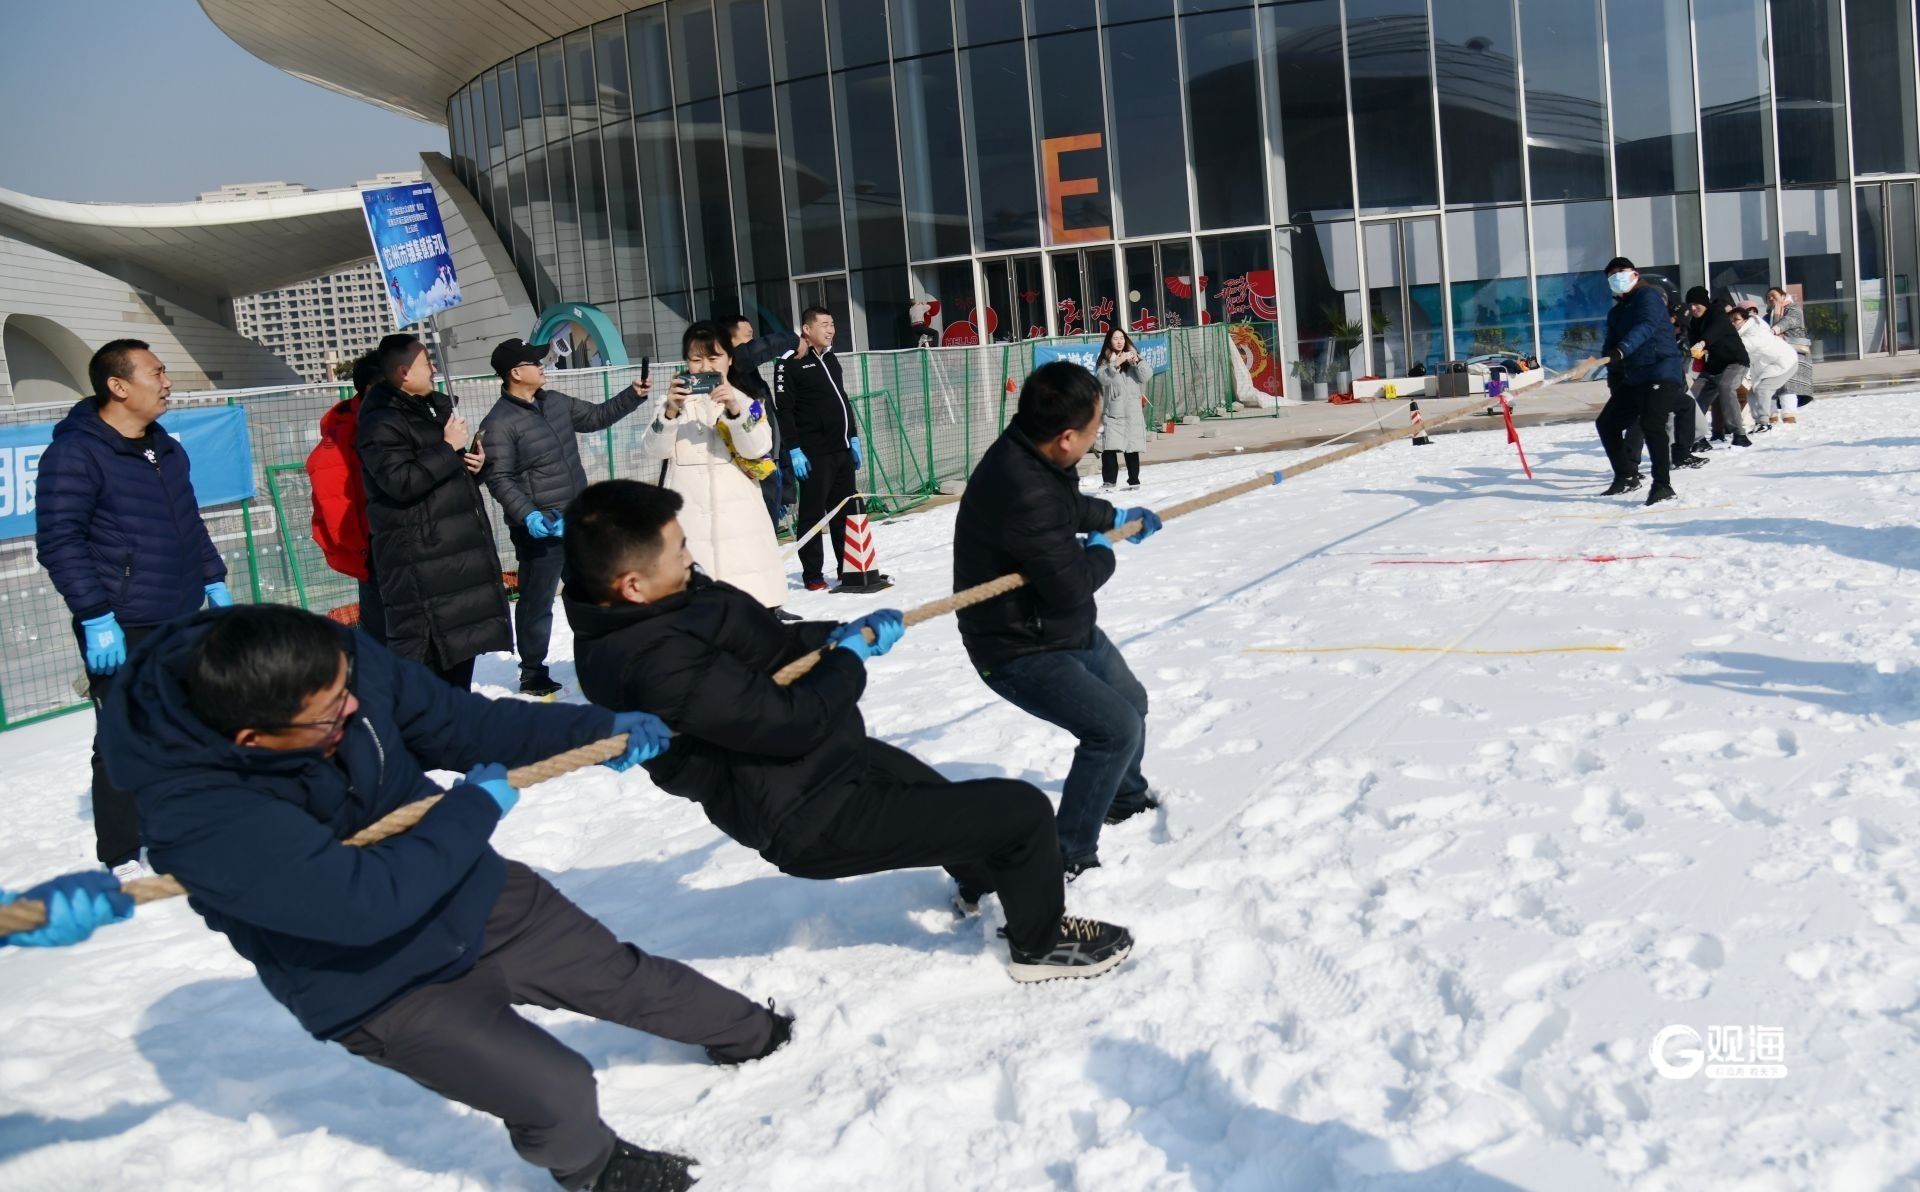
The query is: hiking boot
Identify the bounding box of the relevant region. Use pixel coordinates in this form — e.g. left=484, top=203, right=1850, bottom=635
left=1731, top=433, right=1752, bottom=447
left=1644, top=482, right=1677, bottom=507
left=520, top=674, right=564, bottom=699
left=591, top=1139, right=697, bottom=1192
left=706, top=1000, right=794, bottom=1066
left=1104, top=789, right=1162, bottom=824
left=1601, top=475, right=1642, bottom=496
left=1007, top=915, right=1134, bottom=982
left=803, top=575, right=829, bottom=592
left=1675, top=454, right=1710, bottom=469
left=1063, top=855, right=1102, bottom=882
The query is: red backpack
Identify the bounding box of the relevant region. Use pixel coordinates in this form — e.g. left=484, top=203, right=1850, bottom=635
left=306, top=398, right=372, bottom=581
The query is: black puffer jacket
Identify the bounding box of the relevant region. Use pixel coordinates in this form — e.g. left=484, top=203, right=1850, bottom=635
left=953, top=426, right=1118, bottom=672
left=1691, top=302, right=1749, bottom=376
left=355, top=381, right=511, bottom=669
left=479, top=382, right=646, bottom=528
left=567, top=575, right=866, bottom=861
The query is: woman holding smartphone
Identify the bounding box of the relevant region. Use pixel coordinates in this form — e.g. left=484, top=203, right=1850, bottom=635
left=1095, top=328, right=1151, bottom=490
left=641, top=322, right=786, bottom=606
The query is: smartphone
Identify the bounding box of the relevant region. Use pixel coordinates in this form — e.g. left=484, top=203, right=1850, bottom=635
left=678, top=371, right=721, bottom=395
left=641, top=356, right=651, bottom=382
left=466, top=430, right=483, bottom=455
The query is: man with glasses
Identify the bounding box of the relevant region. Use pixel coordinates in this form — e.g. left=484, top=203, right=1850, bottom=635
left=62, top=604, right=786, bottom=1191
left=481, top=338, right=651, bottom=697
left=35, top=338, right=232, bottom=880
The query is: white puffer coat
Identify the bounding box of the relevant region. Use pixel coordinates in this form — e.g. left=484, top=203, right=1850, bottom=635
left=640, top=392, right=786, bottom=607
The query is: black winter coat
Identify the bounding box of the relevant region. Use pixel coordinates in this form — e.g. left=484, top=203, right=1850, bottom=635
left=953, top=426, right=1118, bottom=672
left=1601, top=283, right=1687, bottom=387
left=103, top=612, right=616, bottom=1039
left=34, top=400, right=225, bottom=624
left=772, top=346, right=857, bottom=456
left=567, top=576, right=867, bottom=862
left=1691, top=305, right=1749, bottom=375
left=479, top=382, right=646, bottom=528
left=355, top=381, right=511, bottom=668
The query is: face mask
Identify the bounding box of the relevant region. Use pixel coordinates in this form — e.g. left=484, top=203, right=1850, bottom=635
left=1607, top=271, right=1638, bottom=297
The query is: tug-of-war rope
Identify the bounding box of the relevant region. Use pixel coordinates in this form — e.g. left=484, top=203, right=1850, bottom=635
left=0, top=378, right=1572, bottom=937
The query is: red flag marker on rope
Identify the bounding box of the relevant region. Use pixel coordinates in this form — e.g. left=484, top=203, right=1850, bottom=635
left=1489, top=371, right=1532, bottom=479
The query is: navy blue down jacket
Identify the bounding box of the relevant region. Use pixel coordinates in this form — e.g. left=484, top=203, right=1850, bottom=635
left=34, top=399, right=225, bottom=624
left=1601, top=283, right=1687, bottom=388
left=102, top=612, right=617, bottom=1039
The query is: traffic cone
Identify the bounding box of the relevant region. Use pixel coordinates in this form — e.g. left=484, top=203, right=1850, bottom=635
left=1409, top=400, right=1433, bottom=446
left=835, top=499, right=894, bottom=593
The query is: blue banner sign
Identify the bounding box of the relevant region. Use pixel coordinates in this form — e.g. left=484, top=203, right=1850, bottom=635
left=0, top=405, right=255, bottom=541
left=1032, top=335, right=1171, bottom=377
left=361, top=182, right=463, bottom=327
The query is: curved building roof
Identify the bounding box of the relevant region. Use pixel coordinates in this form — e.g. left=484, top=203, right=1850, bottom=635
left=198, top=0, right=647, bottom=124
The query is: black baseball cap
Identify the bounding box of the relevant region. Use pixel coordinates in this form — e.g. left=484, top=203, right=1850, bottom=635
left=1603, top=256, right=1636, bottom=273
left=491, top=338, right=547, bottom=378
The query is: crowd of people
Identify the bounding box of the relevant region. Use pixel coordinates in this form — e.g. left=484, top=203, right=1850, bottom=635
left=16, top=323, right=1168, bottom=1190
left=1585, top=257, right=1817, bottom=506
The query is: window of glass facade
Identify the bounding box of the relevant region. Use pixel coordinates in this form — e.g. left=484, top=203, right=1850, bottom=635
left=896, top=53, right=972, bottom=259
left=1290, top=218, right=1359, bottom=381
left=635, top=111, right=690, bottom=294
left=1198, top=233, right=1272, bottom=330
left=602, top=119, right=650, bottom=303
left=1706, top=189, right=1775, bottom=302
left=1695, top=0, right=1771, bottom=191
left=718, top=0, right=773, bottom=91
left=506, top=154, right=538, bottom=294
left=594, top=20, right=632, bottom=122
left=909, top=261, right=976, bottom=344
left=1030, top=0, right=1097, bottom=36
left=835, top=65, right=910, bottom=269
left=499, top=65, right=524, bottom=158
left=519, top=53, right=544, bottom=147
left=1847, top=0, right=1920, bottom=176
left=830, top=0, right=890, bottom=69
left=725, top=87, right=792, bottom=285
left=1107, top=19, right=1189, bottom=237
left=1123, top=238, right=1197, bottom=328
left=1781, top=187, right=1854, bottom=359
left=678, top=97, right=740, bottom=307
left=891, top=0, right=953, bottom=57
left=481, top=70, right=504, bottom=156
left=1184, top=9, right=1266, bottom=229
left=957, top=0, right=1023, bottom=45
left=1265, top=0, right=1351, bottom=219
left=565, top=30, right=598, bottom=133
left=1617, top=193, right=1703, bottom=300
left=853, top=264, right=913, bottom=349
left=963, top=41, right=1041, bottom=250
left=769, top=0, right=828, bottom=80
left=1029, top=31, right=1113, bottom=244
left=1520, top=0, right=1609, bottom=202
left=524, top=145, right=560, bottom=309
left=1447, top=207, right=1533, bottom=360
left=1432, top=0, right=1523, bottom=207
left=1532, top=200, right=1613, bottom=372
left=980, top=255, right=1049, bottom=339
left=1105, top=0, right=1174, bottom=21
left=548, top=137, right=585, bottom=301
left=1770, top=0, right=1847, bottom=186
left=671, top=0, right=722, bottom=103
left=1346, top=0, right=1439, bottom=212
left=1605, top=0, right=1696, bottom=197
left=627, top=9, right=674, bottom=113
left=777, top=76, right=846, bottom=274
left=540, top=42, right=568, bottom=142
left=575, top=127, right=617, bottom=304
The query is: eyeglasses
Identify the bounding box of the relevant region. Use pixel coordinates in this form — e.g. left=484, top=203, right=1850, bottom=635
left=261, top=654, right=356, bottom=735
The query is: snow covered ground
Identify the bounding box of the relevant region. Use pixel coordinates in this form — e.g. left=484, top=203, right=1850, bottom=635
left=4, top=394, right=1919, bottom=1191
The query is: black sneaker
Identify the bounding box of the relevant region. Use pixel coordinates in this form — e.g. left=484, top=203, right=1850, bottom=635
left=771, top=606, right=802, bottom=622
left=706, top=1000, right=793, bottom=1066
left=1675, top=454, right=1710, bottom=469
left=1753, top=421, right=1771, bottom=433
left=1644, top=482, right=1677, bottom=507
left=1007, top=915, right=1134, bottom=983
left=591, top=1139, right=697, bottom=1192
left=1601, top=475, right=1642, bottom=496
left=1710, top=433, right=1727, bottom=443
left=1064, top=855, right=1102, bottom=881
left=1104, top=789, right=1162, bottom=825
left=1694, top=438, right=1713, bottom=452
left=1731, top=433, right=1752, bottom=447
left=520, top=675, right=564, bottom=699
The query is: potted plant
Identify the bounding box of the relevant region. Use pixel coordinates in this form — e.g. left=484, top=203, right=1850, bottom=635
left=1291, top=357, right=1328, bottom=402
left=1324, top=304, right=1364, bottom=394
left=1805, top=304, right=1844, bottom=361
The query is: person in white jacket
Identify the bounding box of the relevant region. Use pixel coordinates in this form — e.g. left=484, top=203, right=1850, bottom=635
left=641, top=322, right=788, bottom=608
left=1731, top=306, right=1797, bottom=439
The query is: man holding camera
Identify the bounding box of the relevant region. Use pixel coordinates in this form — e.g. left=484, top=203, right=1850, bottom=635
left=480, top=339, right=651, bottom=697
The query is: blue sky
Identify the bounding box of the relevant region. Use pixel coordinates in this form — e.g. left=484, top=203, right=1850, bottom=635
left=0, top=0, right=444, bottom=202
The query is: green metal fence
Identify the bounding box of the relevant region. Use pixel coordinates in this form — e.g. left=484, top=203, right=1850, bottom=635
left=0, top=323, right=1263, bottom=731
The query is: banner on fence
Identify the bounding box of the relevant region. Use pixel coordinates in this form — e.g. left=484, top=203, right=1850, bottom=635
left=0, top=406, right=256, bottom=540
left=361, top=182, right=463, bottom=327
left=1032, top=335, right=1171, bottom=377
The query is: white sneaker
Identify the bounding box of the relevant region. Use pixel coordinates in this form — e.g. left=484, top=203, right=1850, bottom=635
left=110, top=856, right=154, bottom=884
left=1098, top=481, right=1115, bottom=492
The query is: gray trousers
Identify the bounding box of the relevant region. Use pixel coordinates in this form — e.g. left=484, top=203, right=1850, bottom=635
left=338, top=863, right=771, bottom=1189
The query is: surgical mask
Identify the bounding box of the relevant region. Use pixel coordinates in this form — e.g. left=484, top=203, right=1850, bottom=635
left=1607, top=270, right=1638, bottom=297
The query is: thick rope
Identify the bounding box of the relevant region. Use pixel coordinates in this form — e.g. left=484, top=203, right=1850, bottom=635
left=0, top=383, right=1552, bottom=938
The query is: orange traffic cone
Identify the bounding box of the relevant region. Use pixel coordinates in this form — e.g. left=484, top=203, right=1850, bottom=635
left=836, top=499, right=894, bottom=593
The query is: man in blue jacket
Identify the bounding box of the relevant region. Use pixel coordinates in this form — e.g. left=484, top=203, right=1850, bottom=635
left=33, top=339, right=231, bottom=877
left=1580, top=258, right=1690, bottom=507
left=54, top=604, right=789, bottom=1191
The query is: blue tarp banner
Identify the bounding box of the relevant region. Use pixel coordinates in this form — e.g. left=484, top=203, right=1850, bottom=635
left=361, top=182, right=464, bottom=327
left=1032, top=335, right=1171, bottom=377
left=0, top=405, right=255, bottom=541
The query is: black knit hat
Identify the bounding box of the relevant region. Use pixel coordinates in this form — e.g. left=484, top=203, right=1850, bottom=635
left=1603, top=256, right=1636, bottom=273
left=1684, top=286, right=1712, bottom=307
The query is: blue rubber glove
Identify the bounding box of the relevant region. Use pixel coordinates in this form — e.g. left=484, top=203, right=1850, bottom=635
left=80, top=612, right=126, bottom=674
left=548, top=511, right=565, bottom=537
left=850, top=436, right=864, bottom=470
left=204, top=581, right=234, bottom=608
left=826, top=609, right=905, bottom=661
left=524, top=511, right=556, bottom=539
left=789, top=447, right=812, bottom=480
left=1085, top=532, right=1114, bottom=552
left=466, top=762, right=518, bottom=817
left=1, top=870, right=134, bottom=948
left=606, top=711, right=673, bottom=772
left=1113, top=507, right=1163, bottom=544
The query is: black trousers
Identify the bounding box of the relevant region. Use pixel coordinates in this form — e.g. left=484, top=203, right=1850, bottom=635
left=339, top=863, right=770, bottom=1190
left=1596, top=380, right=1676, bottom=488
left=795, top=447, right=857, bottom=582
left=73, top=619, right=160, bottom=867
left=433, top=656, right=477, bottom=691
left=357, top=571, right=387, bottom=646
left=774, top=740, right=1066, bottom=956
left=1100, top=450, right=1141, bottom=486
left=510, top=534, right=566, bottom=684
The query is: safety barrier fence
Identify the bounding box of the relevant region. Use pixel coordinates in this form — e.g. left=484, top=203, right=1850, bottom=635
left=0, top=322, right=1270, bottom=730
